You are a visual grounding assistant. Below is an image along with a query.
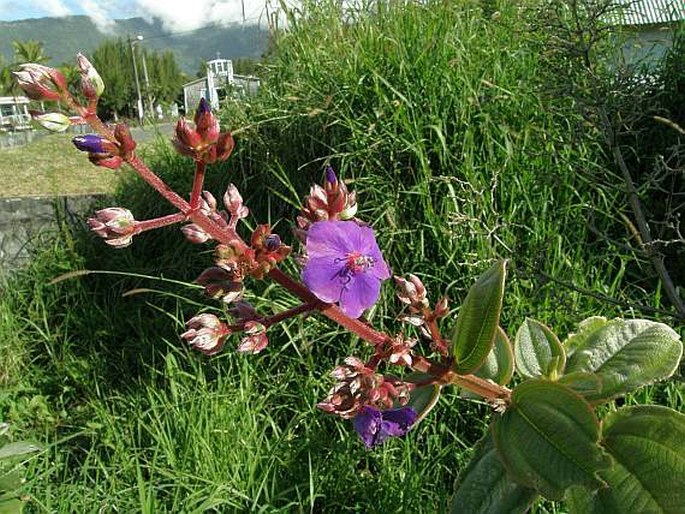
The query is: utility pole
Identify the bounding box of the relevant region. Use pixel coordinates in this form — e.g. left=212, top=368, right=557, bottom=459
left=140, top=50, right=153, bottom=117
left=129, top=35, right=144, bottom=125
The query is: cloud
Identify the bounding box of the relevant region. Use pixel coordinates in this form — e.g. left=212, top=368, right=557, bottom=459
left=35, top=0, right=71, bottom=17
left=134, top=0, right=267, bottom=32
left=79, top=0, right=116, bottom=33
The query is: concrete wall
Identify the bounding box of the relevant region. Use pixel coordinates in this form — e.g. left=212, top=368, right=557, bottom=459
left=0, top=196, right=101, bottom=272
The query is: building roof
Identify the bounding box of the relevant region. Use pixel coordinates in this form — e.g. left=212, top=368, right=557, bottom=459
left=615, top=0, right=684, bottom=26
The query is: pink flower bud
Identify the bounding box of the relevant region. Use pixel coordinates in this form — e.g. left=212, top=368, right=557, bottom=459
left=180, top=313, right=229, bottom=356
left=194, top=98, right=220, bottom=143
left=114, top=124, right=136, bottom=155
left=77, top=53, right=104, bottom=100
left=174, top=117, right=202, bottom=150
left=181, top=223, right=211, bottom=244
left=87, top=207, right=136, bottom=248
left=216, top=132, right=235, bottom=162
left=237, top=321, right=268, bottom=354
left=394, top=274, right=428, bottom=308
left=224, top=184, right=249, bottom=218
left=88, top=154, right=123, bottom=170
left=13, top=64, right=68, bottom=102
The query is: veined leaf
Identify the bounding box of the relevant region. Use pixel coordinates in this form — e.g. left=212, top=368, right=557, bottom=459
left=451, top=434, right=537, bottom=514
left=0, top=443, right=41, bottom=461
left=514, top=318, right=565, bottom=379
left=565, top=318, right=682, bottom=402
left=473, top=326, right=515, bottom=385
left=492, top=380, right=612, bottom=500
left=451, top=260, right=507, bottom=374
left=566, top=406, right=685, bottom=513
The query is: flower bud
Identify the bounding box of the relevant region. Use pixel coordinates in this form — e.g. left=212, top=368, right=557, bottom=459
left=13, top=63, right=68, bottom=102
left=180, top=313, right=229, bottom=356
left=181, top=223, right=211, bottom=244
left=395, top=274, right=428, bottom=308
left=216, top=132, right=235, bottom=162
left=224, top=184, right=249, bottom=219
left=114, top=123, right=136, bottom=155
left=88, top=153, right=123, bottom=169
left=73, top=134, right=118, bottom=155
left=194, top=98, right=219, bottom=143
left=174, top=117, right=202, bottom=150
left=31, top=111, right=71, bottom=132
left=77, top=53, right=105, bottom=100
left=87, top=207, right=136, bottom=248
left=237, top=321, right=268, bottom=354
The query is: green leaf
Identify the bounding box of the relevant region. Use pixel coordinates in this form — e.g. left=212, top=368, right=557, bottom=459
left=566, top=406, right=685, bottom=514
left=451, top=433, right=537, bottom=514
left=563, top=316, right=607, bottom=357
left=514, top=318, right=565, bottom=379
left=401, top=373, right=441, bottom=423
left=0, top=468, right=23, bottom=493
left=565, top=319, right=682, bottom=402
left=0, top=443, right=41, bottom=461
left=557, top=372, right=602, bottom=398
left=491, top=379, right=612, bottom=500
left=451, top=260, right=507, bottom=374
left=474, top=326, right=515, bottom=385
left=0, top=498, right=25, bottom=514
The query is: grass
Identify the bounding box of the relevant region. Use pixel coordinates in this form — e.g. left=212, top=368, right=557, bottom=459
left=0, top=124, right=172, bottom=198
left=0, top=1, right=682, bottom=512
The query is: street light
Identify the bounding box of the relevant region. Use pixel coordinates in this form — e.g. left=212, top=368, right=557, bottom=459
left=129, top=34, right=144, bottom=124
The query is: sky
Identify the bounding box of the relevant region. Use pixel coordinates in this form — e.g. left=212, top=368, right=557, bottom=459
left=0, top=0, right=273, bottom=32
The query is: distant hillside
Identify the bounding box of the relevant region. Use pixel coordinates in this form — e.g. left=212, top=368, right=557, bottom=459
left=0, top=15, right=270, bottom=73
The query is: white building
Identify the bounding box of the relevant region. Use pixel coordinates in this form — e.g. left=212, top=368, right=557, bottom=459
left=182, top=58, right=260, bottom=114
left=0, top=96, right=31, bottom=132
left=614, top=0, right=684, bottom=66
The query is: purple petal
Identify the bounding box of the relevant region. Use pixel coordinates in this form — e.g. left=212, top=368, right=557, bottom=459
left=306, top=221, right=355, bottom=258
left=353, top=407, right=383, bottom=448
left=72, top=134, right=105, bottom=153
left=302, top=256, right=346, bottom=303
left=380, top=407, right=417, bottom=437
left=339, top=272, right=381, bottom=319
left=353, top=406, right=418, bottom=448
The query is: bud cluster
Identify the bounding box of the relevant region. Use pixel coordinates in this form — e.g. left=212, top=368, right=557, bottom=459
left=173, top=98, right=234, bottom=164
left=295, top=167, right=358, bottom=239
left=317, top=357, right=411, bottom=419
left=87, top=208, right=137, bottom=248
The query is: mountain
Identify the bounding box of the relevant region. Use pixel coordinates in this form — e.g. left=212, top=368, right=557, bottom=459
left=0, top=16, right=271, bottom=73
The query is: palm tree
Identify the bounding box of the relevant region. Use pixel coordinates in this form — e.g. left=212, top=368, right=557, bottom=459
left=12, top=40, right=50, bottom=65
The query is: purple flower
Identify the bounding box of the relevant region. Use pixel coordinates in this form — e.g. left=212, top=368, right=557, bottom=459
left=302, top=220, right=391, bottom=318
left=353, top=406, right=418, bottom=448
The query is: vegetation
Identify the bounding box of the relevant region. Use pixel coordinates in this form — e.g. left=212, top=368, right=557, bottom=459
left=0, top=16, right=270, bottom=74
left=0, top=1, right=683, bottom=512
left=91, top=39, right=185, bottom=120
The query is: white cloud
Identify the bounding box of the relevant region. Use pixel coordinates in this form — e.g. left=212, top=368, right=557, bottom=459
left=79, top=0, right=116, bottom=33
left=38, top=0, right=71, bottom=17
left=133, top=0, right=268, bottom=32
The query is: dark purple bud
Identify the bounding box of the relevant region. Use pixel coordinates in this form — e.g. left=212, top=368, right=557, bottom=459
left=264, top=234, right=282, bottom=252
left=71, top=134, right=111, bottom=153
left=196, top=97, right=211, bottom=116
left=325, top=166, right=338, bottom=186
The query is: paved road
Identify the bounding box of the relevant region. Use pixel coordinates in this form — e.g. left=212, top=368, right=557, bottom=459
left=129, top=121, right=174, bottom=145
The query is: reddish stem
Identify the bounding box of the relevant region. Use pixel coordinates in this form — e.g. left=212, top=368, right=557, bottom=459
left=133, top=213, right=188, bottom=234
left=189, top=162, right=206, bottom=209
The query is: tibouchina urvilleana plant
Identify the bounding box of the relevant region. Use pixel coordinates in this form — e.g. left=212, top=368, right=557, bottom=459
left=14, top=56, right=685, bottom=514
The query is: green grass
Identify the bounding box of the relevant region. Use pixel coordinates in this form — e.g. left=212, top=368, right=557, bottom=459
left=0, top=125, right=172, bottom=198
left=0, top=1, right=683, bottom=513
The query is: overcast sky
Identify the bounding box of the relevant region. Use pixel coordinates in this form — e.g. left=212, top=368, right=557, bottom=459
left=0, top=0, right=274, bottom=32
